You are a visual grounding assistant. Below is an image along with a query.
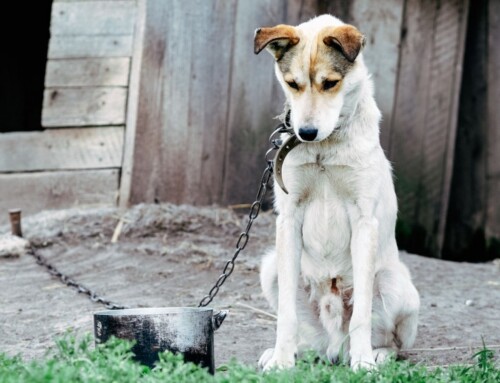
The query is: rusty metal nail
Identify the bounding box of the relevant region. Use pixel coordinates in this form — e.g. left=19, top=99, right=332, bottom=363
left=9, top=209, right=23, bottom=237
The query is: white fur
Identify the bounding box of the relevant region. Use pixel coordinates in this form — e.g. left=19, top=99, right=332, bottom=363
left=259, top=15, right=420, bottom=371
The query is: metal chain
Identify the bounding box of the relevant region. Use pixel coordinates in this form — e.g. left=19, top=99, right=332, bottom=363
left=25, top=118, right=293, bottom=311
left=28, top=246, right=128, bottom=310
left=198, top=121, right=293, bottom=307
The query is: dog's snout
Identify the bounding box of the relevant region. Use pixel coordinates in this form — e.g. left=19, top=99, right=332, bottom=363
left=298, top=126, right=318, bottom=141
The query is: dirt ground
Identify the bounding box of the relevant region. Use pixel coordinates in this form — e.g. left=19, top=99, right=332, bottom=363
left=0, top=203, right=499, bottom=368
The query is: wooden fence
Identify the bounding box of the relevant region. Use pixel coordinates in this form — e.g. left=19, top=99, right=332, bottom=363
left=0, top=0, right=498, bottom=260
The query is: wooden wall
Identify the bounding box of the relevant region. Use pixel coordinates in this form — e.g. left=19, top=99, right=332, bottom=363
left=1, top=0, right=496, bottom=260
left=125, top=0, right=405, bottom=207
left=444, top=0, right=500, bottom=261
left=0, top=0, right=137, bottom=225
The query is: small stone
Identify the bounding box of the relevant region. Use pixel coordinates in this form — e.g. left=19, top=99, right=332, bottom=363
left=465, top=299, right=474, bottom=306
left=0, top=234, right=30, bottom=258
left=430, top=303, right=437, bottom=307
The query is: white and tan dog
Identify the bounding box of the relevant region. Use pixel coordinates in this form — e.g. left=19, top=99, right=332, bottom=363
left=254, top=15, right=420, bottom=370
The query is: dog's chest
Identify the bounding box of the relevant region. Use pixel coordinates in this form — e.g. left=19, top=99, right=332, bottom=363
left=281, top=152, right=359, bottom=277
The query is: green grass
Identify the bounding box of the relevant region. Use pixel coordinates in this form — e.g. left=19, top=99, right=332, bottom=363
left=1, top=335, right=498, bottom=383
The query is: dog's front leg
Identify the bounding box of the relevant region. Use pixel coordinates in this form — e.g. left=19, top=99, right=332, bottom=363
left=349, top=200, right=378, bottom=370
left=263, top=212, right=303, bottom=371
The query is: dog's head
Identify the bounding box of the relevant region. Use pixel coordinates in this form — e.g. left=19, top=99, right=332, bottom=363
left=255, top=15, right=366, bottom=142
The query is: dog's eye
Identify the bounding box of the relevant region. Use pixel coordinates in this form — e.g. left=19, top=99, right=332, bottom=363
left=286, top=81, right=299, bottom=90
left=323, top=79, right=339, bottom=90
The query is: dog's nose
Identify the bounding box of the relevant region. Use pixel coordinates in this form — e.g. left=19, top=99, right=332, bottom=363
left=298, top=126, right=318, bottom=141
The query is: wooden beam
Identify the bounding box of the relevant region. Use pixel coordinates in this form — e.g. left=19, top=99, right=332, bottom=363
left=487, top=0, right=500, bottom=238
left=45, top=58, right=130, bottom=87
left=119, top=0, right=146, bottom=209
left=50, top=1, right=136, bottom=36
left=48, top=35, right=134, bottom=59
left=0, top=127, right=124, bottom=172
left=42, top=87, right=127, bottom=127
left=0, top=169, right=119, bottom=224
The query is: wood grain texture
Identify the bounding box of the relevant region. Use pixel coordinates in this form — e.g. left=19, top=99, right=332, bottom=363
left=0, top=170, right=119, bottom=218
left=45, top=58, right=130, bottom=87
left=0, top=127, right=124, bottom=172
left=42, top=87, right=127, bottom=126
left=390, top=0, right=437, bottom=228
left=51, top=1, right=136, bottom=36
left=48, top=35, right=134, bottom=58
left=391, top=0, right=468, bottom=256
left=443, top=0, right=489, bottom=261
left=487, top=0, right=500, bottom=237
left=129, top=0, right=238, bottom=205
left=119, top=0, right=146, bottom=209
left=221, top=0, right=289, bottom=205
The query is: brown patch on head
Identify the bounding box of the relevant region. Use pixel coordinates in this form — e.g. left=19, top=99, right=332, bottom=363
left=322, top=25, right=365, bottom=63
left=254, top=25, right=300, bottom=60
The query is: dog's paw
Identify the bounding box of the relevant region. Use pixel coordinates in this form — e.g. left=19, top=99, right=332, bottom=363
left=259, top=348, right=296, bottom=371
left=350, top=351, right=375, bottom=371
left=373, top=347, right=395, bottom=364
left=258, top=348, right=275, bottom=370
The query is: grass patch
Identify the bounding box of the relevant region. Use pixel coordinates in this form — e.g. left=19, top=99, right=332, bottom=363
left=1, top=334, right=498, bottom=382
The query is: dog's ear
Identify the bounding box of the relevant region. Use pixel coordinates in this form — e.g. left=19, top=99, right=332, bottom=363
left=322, top=25, right=365, bottom=63
left=254, top=25, right=300, bottom=60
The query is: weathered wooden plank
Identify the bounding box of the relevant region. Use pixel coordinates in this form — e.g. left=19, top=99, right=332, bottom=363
left=487, top=0, right=500, bottom=238
left=119, top=0, right=146, bottom=208
left=129, top=0, right=237, bottom=205
left=42, top=87, right=127, bottom=126
left=45, top=58, right=130, bottom=87
left=434, top=0, right=469, bottom=255
left=391, top=0, right=468, bottom=257
left=0, top=170, right=119, bottom=219
left=443, top=0, right=489, bottom=261
left=390, top=0, right=438, bottom=235
left=51, top=1, right=136, bottom=36
left=221, top=0, right=288, bottom=204
left=48, top=35, right=134, bottom=58
left=0, top=127, right=124, bottom=172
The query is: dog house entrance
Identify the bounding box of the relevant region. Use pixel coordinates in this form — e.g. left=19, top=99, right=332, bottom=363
left=0, top=1, right=52, bottom=133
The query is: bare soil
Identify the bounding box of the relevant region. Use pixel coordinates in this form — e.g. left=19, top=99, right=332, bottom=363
left=0, top=203, right=499, bottom=368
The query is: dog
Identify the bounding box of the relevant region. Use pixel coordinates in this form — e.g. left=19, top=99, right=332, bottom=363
left=254, top=14, right=420, bottom=371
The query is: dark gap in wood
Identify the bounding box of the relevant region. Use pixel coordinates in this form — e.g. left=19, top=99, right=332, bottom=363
left=0, top=1, right=52, bottom=132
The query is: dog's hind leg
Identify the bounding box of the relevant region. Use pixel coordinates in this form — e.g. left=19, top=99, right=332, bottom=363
left=371, top=262, right=420, bottom=362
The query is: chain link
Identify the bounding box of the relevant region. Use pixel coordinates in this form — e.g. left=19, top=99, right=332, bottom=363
left=27, top=246, right=128, bottom=310
left=198, top=119, right=292, bottom=307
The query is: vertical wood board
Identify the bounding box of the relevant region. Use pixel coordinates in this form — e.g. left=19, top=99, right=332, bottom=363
left=119, top=0, right=146, bottom=209
left=222, top=0, right=289, bottom=204
left=129, top=0, right=237, bottom=205
left=390, top=0, right=438, bottom=224
left=487, top=0, right=500, bottom=237
left=391, top=0, right=468, bottom=256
